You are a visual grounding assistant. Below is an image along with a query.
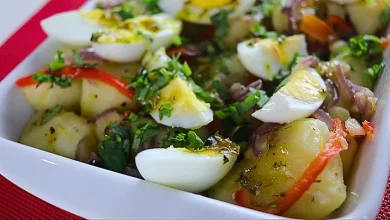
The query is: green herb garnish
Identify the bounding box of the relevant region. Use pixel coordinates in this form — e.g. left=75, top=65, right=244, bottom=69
left=131, top=121, right=160, bottom=154
left=72, top=49, right=97, bottom=68
left=365, top=62, right=385, bottom=81
left=49, top=50, right=65, bottom=72
left=142, top=0, right=162, bottom=14
left=128, top=112, right=139, bottom=121
left=163, top=130, right=205, bottom=149
left=40, top=104, right=63, bottom=126
left=158, top=101, right=173, bottom=120
left=210, top=9, right=234, bottom=40
left=32, top=73, right=72, bottom=88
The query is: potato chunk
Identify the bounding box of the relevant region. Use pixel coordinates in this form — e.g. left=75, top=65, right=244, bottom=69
left=80, top=79, right=137, bottom=119
left=20, top=110, right=98, bottom=163
left=209, top=119, right=346, bottom=219
left=20, top=80, right=81, bottom=111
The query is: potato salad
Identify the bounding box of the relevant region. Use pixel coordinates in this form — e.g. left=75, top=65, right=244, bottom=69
left=16, top=0, right=389, bottom=219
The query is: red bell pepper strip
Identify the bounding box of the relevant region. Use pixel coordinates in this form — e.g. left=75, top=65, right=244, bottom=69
left=15, top=66, right=134, bottom=98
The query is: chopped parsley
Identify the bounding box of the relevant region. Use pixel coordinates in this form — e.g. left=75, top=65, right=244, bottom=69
left=130, top=56, right=184, bottom=113
left=158, top=101, right=173, bottom=120
left=216, top=90, right=269, bottom=124
left=131, top=121, right=160, bottom=155
left=99, top=122, right=131, bottom=172
left=112, top=5, right=134, bottom=21
left=251, top=23, right=278, bottom=39
left=380, top=9, right=390, bottom=24
left=210, top=9, right=234, bottom=40
left=172, top=36, right=191, bottom=46
left=136, top=30, right=154, bottom=42
left=49, top=50, right=65, bottom=72
left=365, top=62, right=385, bottom=81
left=32, top=73, right=72, bottom=88
left=40, top=105, right=63, bottom=126
left=142, top=0, right=162, bottom=14
left=348, top=35, right=383, bottom=59
left=261, top=0, right=275, bottom=17
left=163, top=130, right=204, bottom=149
left=128, top=112, right=139, bottom=121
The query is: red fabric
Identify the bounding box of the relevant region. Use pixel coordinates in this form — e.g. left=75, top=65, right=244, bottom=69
left=0, top=0, right=389, bottom=219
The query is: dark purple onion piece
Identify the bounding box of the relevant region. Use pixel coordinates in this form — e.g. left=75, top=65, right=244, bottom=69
left=249, top=123, right=280, bottom=157
left=335, top=65, right=355, bottom=102
left=230, top=80, right=263, bottom=102
left=88, top=152, right=104, bottom=167
left=297, top=56, right=320, bottom=68
left=324, top=78, right=340, bottom=108
left=311, top=109, right=333, bottom=130
left=124, top=166, right=143, bottom=179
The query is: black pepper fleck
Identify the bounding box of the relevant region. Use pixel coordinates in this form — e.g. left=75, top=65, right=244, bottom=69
left=50, top=126, right=55, bottom=134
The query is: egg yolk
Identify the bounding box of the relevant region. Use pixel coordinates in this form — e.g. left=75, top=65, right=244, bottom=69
left=190, top=0, right=233, bottom=9
left=279, top=69, right=326, bottom=102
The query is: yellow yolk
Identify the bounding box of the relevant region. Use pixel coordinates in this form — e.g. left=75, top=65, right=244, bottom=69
left=80, top=10, right=117, bottom=27
left=190, top=0, right=233, bottom=9
left=279, top=69, right=326, bottom=102
left=154, top=77, right=210, bottom=113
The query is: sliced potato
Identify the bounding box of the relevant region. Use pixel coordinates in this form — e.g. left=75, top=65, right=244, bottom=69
left=95, top=109, right=124, bottom=141
left=209, top=119, right=346, bottom=219
left=340, top=136, right=358, bottom=179
left=20, top=110, right=98, bottom=163
left=346, top=0, right=386, bottom=34
left=80, top=79, right=137, bottom=119
left=20, top=80, right=81, bottom=111
left=272, top=5, right=289, bottom=34
left=223, top=16, right=252, bottom=49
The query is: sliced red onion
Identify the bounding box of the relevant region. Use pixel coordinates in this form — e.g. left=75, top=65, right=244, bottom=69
left=335, top=65, right=355, bottom=102
left=249, top=123, right=280, bottom=157
left=297, top=56, right=320, bottom=68
left=312, top=109, right=334, bottom=130
left=324, top=78, right=340, bottom=108
left=230, top=79, right=262, bottom=102
left=88, top=152, right=104, bottom=167
left=65, top=48, right=106, bottom=65
left=124, top=165, right=143, bottom=179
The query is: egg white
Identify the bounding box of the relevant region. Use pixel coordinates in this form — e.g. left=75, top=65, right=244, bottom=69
left=149, top=77, right=213, bottom=129
left=41, top=11, right=103, bottom=46
left=252, top=66, right=326, bottom=124
left=135, top=147, right=238, bottom=193
left=142, top=47, right=171, bottom=71
left=237, top=35, right=308, bottom=81
left=92, top=13, right=182, bottom=63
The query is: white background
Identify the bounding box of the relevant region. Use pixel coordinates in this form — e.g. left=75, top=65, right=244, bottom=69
left=0, top=0, right=47, bottom=44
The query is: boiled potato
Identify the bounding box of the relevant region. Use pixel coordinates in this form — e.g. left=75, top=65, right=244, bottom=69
left=337, top=55, right=373, bottom=89
left=20, top=110, right=98, bottom=163
left=95, top=109, right=124, bottom=141
left=340, top=136, right=358, bottom=179
left=20, top=80, right=81, bottom=111
left=346, top=0, right=386, bottom=34
left=209, top=119, right=346, bottom=219
left=223, top=16, right=252, bottom=49
left=80, top=79, right=137, bottom=119
left=272, top=5, right=289, bottom=34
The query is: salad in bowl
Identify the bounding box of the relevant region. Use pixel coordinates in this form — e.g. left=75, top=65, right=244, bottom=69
left=13, top=0, right=390, bottom=219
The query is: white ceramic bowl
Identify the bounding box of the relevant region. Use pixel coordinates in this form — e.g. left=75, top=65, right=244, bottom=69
left=0, top=1, right=389, bottom=219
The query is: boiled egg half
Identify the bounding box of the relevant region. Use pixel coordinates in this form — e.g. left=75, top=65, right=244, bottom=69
left=237, top=35, right=308, bottom=81
left=150, top=76, right=213, bottom=129
left=92, top=14, right=182, bottom=63
left=135, top=138, right=239, bottom=193
left=158, top=0, right=255, bottom=24
left=252, top=64, right=327, bottom=124
left=41, top=9, right=118, bottom=46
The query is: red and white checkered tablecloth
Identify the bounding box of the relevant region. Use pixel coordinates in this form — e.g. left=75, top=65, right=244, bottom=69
left=0, top=0, right=389, bottom=218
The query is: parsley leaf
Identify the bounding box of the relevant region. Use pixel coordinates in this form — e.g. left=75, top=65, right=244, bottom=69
left=32, top=73, right=72, bottom=88
left=380, top=9, right=390, bottom=24
left=142, top=0, right=162, bottom=14
left=128, top=112, right=139, bottom=121
left=251, top=23, right=278, bottom=39
left=112, top=5, right=134, bottom=21
left=348, top=35, right=382, bottom=58
left=158, top=101, right=173, bottom=120
left=98, top=122, right=131, bottom=172
left=365, top=62, right=385, bottom=82
left=211, top=9, right=234, bottom=40
left=131, top=121, right=159, bottom=155
left=261, top=0, right=275, bottom=17
left=40, top=104, right=63, bottom=126
left=163, top=130, right=205, bottom=149
left=216, top=90, right=268, bottom=124
left=49, top=50, right=65, bottom=72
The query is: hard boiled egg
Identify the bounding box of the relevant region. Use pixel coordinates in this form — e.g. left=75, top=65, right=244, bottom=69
left=142, top=47, right=171, bottom=71
left=237, top=35, right=308, bottom=81
left=159, top=0, right=255, bottom=24
left=252, top=64, right=327, bottom=124
left=135, top=138, right=239, bottom=193
left=92, top=14, right=182, bottom=63
left=150, top=77, right=213, bottom=129
left=40, top=9, right=117, bottom=46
